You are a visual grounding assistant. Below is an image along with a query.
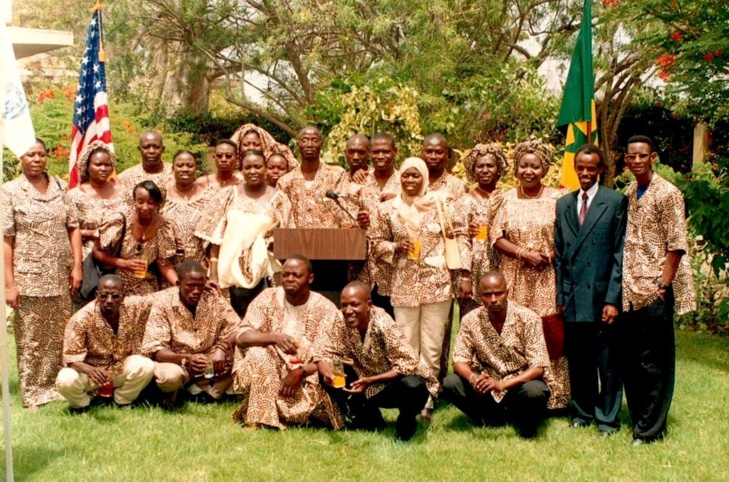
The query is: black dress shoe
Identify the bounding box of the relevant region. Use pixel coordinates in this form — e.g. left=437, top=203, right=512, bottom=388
left=395, top=414, right=418, bottom=442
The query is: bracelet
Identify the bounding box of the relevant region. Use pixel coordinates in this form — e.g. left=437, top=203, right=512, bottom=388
left=469, top=373, right=478, bottom=384
left=209, top=257, right=219, bottom=263
left=515, top=248, right=523, bottom=260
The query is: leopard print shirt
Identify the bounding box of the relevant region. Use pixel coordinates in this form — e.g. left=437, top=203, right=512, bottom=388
left=369, top=196, right=464, bottom=306
left=65, top=186, right=127, bottom=259
left=232, top=288, right=342, bottom=429
left=141, top=287, right=242, bottom=357
left=314, top=306, right=439, bottom=398
left=453, top=191, right=503, bottom=291
left=160, top=187, right=215, bottom=264
left=277, top=163, right=362, bottom=228
left=623, top=173, right=696, bottom=314
left=428, top=171, right=469, bottom=200
left=63, top=295, right=154, bottom=373
left=2, top=174, right=78, bottom=297
left=453, top=302, right=550, bottom=403
left=98, top=211, right=177, bottom=296
left=116, top=162, right=174, bottom=201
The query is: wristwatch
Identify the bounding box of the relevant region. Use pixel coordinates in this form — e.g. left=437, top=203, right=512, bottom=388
left=656, top=278, right=670, bottom=289
left=180, top=356, right=188, bottom=368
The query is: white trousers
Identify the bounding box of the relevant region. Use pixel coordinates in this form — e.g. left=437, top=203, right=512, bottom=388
left=394, top=300, right=452, bottom=377
left=55, top=355, right=155, bottom=408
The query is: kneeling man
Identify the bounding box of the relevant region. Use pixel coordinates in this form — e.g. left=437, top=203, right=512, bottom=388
left=140, top=260, right=241, bottom=406
left=56, top=275, right=155, bottom=411
left=232, top=255, right=342, bottom=429
left=317, top=282, right=438, bottom=441
left=442, top=272, right=551, bottom=438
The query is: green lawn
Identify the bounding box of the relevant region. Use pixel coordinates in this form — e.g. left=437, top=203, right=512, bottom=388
left=2, top=330, right=729, bottom=482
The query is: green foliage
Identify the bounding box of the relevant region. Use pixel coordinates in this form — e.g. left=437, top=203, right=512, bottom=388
left=13, top=81, right=208, bottom=181
left=629, top=0, right=729, bottom=124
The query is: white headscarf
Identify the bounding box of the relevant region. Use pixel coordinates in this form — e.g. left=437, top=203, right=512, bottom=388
left=394, top=157, right=439, bottom=240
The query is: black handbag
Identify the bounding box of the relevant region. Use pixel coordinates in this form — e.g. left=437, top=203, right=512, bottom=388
left=78, top=212, right=127, bottom=301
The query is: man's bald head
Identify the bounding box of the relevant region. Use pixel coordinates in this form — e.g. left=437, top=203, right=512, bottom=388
left=298, top=126, right=321, bottom=139
left=139, top=130, right=163, bottom=144
left=98, top=274, right=123, bottom=290
left=479, top=271, right=508, bottom=316
left=341, top=281, right=372, bottom=300
left=345, top=134, right=370, bottom=173
left=298, top=126, right=322, bottom=162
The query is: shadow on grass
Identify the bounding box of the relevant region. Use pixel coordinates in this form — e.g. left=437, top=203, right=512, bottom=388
left=676, top=332, right=729, bottom=374
left=1, top=445, right=65, bottom=482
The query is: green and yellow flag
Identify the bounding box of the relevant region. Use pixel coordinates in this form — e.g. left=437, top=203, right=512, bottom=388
left=557, top=0, right=598, bottom=190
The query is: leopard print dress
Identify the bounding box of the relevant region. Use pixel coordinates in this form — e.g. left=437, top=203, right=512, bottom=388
left=2, top=174, right=77, bottom=407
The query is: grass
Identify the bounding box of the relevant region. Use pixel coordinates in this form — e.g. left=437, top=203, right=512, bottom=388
left=1, top=330, right=729, bottom=482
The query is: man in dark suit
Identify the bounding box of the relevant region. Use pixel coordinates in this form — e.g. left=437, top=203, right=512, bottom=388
left=554, top=144, right=627, bottom=437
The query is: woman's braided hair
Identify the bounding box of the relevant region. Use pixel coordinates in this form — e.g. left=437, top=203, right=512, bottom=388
left=462, top=143, right=509, bottom=182
left=511, top=136, right=554, bottom=174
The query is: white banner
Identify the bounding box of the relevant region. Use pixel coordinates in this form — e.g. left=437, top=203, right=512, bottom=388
left=1, top=22, right=35, bottom=159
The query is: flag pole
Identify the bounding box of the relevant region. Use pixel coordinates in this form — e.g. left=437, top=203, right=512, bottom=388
left=0, top=22, right=16, bottom=482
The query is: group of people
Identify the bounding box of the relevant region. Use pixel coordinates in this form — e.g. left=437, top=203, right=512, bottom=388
left=2, top=124, right=694, bottom=445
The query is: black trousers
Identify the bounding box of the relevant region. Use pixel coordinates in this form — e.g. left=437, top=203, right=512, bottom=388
left=564, top=321, right=622, bottom=432
left=229, top=279, right=268, bottom=318
left=618, top=289, right=675, bottom=442
left=323, top=368, right=428, bottom=429
left=442, top=374, right=550, bottom=437
left=371, top=284, right=395, bottom=319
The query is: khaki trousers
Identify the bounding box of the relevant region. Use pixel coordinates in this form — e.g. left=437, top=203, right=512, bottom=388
left=153, top=362, right=233, bottom=399
left=55, top=355, right=155, bottom=408
left=394, top=300, right=452, bottom=377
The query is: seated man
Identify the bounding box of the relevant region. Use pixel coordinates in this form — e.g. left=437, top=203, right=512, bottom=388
left=442, top=271, right=551, bottom=438
left=231, top=255, right=341, bottom=430
left=316, top=282, right=438, bottom=441
left=140, top=260, right=241, bottom=407
left=56, top=275, right=155, bottom=411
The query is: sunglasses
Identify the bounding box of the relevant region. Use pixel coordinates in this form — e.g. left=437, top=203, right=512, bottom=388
left=624, top=153, right=650, bottom=161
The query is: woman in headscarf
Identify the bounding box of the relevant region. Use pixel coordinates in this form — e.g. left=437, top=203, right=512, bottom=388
left=230, top=123, right=298, bottom=172
left=490, top=137, right=570, bottom=411
left=93, top=180, right=178, bottom=296
left=195, top=149, right=294, bottom=317
left=163, top=150, right=214, bottom=266
left=2, top=139, right=82, bottom=410
left=370, top=157, right=468, bottom=419
left=453, top=143, right=509, bottom=314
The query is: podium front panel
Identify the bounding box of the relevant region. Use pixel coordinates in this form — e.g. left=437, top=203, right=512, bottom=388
left=273, top=228, right=366, bottom=260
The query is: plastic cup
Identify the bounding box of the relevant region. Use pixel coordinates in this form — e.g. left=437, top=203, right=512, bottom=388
left=408, top=240, right=421, bottom=260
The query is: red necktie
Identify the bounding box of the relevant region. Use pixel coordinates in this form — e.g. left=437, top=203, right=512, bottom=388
left=579, top=192, right=589, bottom=225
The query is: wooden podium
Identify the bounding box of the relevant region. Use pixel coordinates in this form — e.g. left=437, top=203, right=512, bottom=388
left=273, top=228, right=367, bottom=304
left=273, top=228, right=367, bottom=261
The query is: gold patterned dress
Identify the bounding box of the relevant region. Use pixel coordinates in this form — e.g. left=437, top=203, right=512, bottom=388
left=115, top=163, right=174, bottom=201
left=1, top=174, right=77, bottom=407
left=160, top=187, right=214, bottom=266
left=98, top=211, right=177, bottom=296
left=490, top=187, right=570, bottom=409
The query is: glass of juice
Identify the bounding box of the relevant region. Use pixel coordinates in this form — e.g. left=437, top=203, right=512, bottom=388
left=408, top=239, right=421, bottom=260
left=332, top=359, right=346, bottom=388
left=99, top=373, right=114, bottom=398
left=133, top=256, right=148, bottom=279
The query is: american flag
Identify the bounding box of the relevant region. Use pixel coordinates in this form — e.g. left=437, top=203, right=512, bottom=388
left=68, top=6, right=113, bottom=188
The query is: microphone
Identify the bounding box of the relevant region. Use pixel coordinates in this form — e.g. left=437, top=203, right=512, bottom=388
left=325, top=190, right=357, bottom=223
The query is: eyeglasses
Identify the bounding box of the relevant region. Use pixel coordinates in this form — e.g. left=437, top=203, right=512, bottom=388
left=215, top=153, right=235, bottom=159
left=625, top=153, right=650, bottom=161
